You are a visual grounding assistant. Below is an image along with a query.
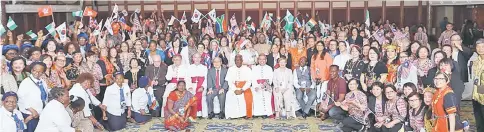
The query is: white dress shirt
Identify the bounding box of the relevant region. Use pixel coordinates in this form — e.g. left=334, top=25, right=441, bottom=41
left=293, top=66, right=316, bottom=89
left=333, top=53, right=351, bottom=71
left=103, top=83, right=132, bottom=116
left=131, top=87, right=155, bottom=114
left=0, top=106, right=26, bottom=132
left=17, top=75, right=50, bottom=115
left=35, top=100, right=75, bottom=132
left=69, top=83, right=101, bottom=117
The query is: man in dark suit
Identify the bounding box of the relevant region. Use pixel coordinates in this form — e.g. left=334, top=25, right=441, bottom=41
left=450, top=34, right=472, bottom=82
left=144, top=55, right=168, bottom=117
left=206, top=57, right=229, bottom=119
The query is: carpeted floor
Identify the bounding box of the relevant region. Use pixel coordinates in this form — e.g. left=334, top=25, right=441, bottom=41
left=118, top=101, right=477, bottom=132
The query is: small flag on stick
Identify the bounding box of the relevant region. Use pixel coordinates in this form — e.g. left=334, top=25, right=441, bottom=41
left=26, top=30, right=38, bottom=40
left=45, top=22, right=56, bottom=36
left=38, top=6, right=53, bottom=17
left=7, top=17, right=18, bottom=30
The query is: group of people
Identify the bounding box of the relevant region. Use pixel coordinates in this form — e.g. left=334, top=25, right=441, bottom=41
left=0, top=8, right=483, bottom=132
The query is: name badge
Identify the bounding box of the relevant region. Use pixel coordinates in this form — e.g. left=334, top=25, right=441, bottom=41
left=475, top=78, right=480, bottom=85
left=179, top=108, right=185, bottom=116
left=301, top=81, right=307, bottom=87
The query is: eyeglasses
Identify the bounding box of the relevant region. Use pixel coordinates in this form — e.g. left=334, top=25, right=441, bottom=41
left=434, top=77, right=446, bottom=81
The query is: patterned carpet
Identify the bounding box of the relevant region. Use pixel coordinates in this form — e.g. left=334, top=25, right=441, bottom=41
left=117, top=101, right=477, bottom=132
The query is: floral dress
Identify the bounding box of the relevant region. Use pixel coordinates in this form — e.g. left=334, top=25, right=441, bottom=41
left=79, top=63, right=103, bottom=95
left=386, top=60, right=400, bottom=84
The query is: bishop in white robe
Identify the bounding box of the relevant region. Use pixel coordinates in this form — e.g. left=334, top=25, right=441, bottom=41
left=251, top=55, right=274, bottom=117
left=225, top=55, right=253, bottom=119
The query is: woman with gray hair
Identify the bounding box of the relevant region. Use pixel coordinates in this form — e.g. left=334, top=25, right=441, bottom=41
left=36, top=87, right=85, bottom=132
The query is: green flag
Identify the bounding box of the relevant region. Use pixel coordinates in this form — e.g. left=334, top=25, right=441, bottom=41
left=45, top=22, right=56, bottom=36
left=72, top=11, right=83, bottom=17
left=7, top=17, right=17, bottom=30
left=0, top=25, right=5, bottom=36
left=284, top=10, right=294, bottom=33
left=26, top=30, right=38, bottom=40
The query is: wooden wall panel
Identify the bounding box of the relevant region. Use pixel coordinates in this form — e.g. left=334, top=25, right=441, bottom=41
left=404, top=7, right=419, bottom=26
left=386, top=8, right=400, bottom=25
left=246, top=10, right=260, bottom=26
left=350, top=9, right=364, bottom=23
left=368, top=7, right=382, bottom=23
left=333, top=9, right=346, bottom=23
left=229, top=10, right=243, bottom=23
left=316, top=10, right=330, bottom=22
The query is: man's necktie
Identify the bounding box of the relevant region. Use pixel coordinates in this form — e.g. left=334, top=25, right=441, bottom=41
left=216, top=70, right=220, bottom=90
left=120, top=88, right=125, bottom=108
left=37, top=81, right=47, bottom=102
left=147, top=92, right=152, bottom=106
left=12, top=113, right=25, bottom=131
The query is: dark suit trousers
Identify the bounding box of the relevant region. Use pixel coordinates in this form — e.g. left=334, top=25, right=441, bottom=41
left=152, top=85, right=166, bottom=117
left=206, top=89, right=226, bottom=114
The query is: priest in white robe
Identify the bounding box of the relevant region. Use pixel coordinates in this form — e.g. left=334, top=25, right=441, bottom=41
left=251, top=54, right=274, bottom=117
left=188, top=53, right=208, bottom=117
left=163, top=55, right=191, bottom=115
left=225, top=55, right=253, bottom=119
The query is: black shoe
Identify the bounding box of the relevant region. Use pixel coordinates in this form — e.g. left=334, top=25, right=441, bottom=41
left=302, top=112, right=308, bottom=119
left=219, top=112, right=225, bottom=119
left=208, top=112, right=215, bottom=119
left=297, top=109, right=303, bottom=115
left=262, top=115, right=268, bottom=119
left=308, top=109, right=315, bottom=115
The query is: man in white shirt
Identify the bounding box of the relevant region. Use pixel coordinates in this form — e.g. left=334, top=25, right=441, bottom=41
left=69, top=73, right=105, bottom=131
left=131, top=76, right=154, bottom=124
left=17, top=62, right=49, bottom=132
left=188, top=53, right=208, bottom=117
left=102, top=72, right=132, bottom=131
left=0, top=92, right=26, bottom=132
left=293, top=57, right=317, bottom=119
left=225, top=55, right=253, bottom=119
left=251, top=55, right=274, bottom=118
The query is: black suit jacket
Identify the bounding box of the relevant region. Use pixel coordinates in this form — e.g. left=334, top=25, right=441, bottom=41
left=456, top=46, right=472, bottom=82
left=207, top=67, right=229, bottom=91
left=267, top=53, right=276, bottom=69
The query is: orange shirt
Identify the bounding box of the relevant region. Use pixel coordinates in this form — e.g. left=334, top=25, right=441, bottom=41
left=310, top=53, right=333, bottom=81
left=289, top=48, right=307, bottom=70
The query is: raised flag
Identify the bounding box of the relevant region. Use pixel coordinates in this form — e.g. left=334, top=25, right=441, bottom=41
left=38, top=6, right=53, bottom=17
left=56, top=22, right=67, bottom=42
left=7, top=17, right=17, bottom=30
left=83, top=7, right=98, bottom=17
left=89, top=17, right=98, bottom=29
left=72, top=11, right=83, bottom=17
left=0, top=25, right=5, bottom=36
left=307, top=18, right=317, bottom=28
left=246, top=16, right=251, bottom=22
left=92, top=19, right=103, bottom=36
left=104, top=18, right=113, bottom=35
left=180, top=11, right=187, bottom=24
left=261, top=12, right=272, bottom=30
left=45, top=22, right=56, bottom=36
left=26, top=30, right=37, bottom=40
left=365, top=9, right=371, bottom=37
left=192, top=9, right=202, bottom=23
left=248, top=22, right=256, bottom=32
left=215, top=15, right=225, bottom=33
left=112, top=4, right=119, bottom=14
left=207, top=9, right=217, bottom=22
left=294, top=18, right=302, bottom=28
left=229, top=14, right=240, bottom=35
left=168, top=16, right=176, bottom=26
left=283, top=10, right=294, bottom=33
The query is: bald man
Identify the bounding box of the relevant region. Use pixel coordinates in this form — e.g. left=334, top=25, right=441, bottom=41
left=225, top=55, right=253, bottom=119
left=188, top=53, right=208, bottom=117
left=144, top=55, right=168, bottom=117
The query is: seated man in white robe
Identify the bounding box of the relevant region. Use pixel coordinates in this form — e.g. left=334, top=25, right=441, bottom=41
left=251, top=54, right=274, bottom=118
left=225, top=55, right=253, bottom=119
left=188, top=53, right=208, bottom=117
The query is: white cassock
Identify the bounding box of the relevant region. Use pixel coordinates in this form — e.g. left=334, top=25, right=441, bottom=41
left=163, top=64, right=191, bottom=115
left=273, top=67, right=296, bottom=117
left=239, top=49, right=258, bottom=66
left=181, top=47, right=190, bottom=65
left=251, top=65, right=273, bottom=116
left=35, top=100, right=75, bottom=132
left=225, top=65, right=252, bottom=119
left=188, top=64, right=208, bottom=117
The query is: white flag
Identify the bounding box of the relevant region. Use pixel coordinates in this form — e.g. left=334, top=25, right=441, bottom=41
left=55, top=22, right=67, bottom=42
left=113, top=4, right=119, bottom=13
left=104, top=18, right=113, bottom=35
left=92, top=19, right=103, bottom=36
left=180, top=11, right=187, bottom=24
left=207, top=9, right=217, bottom=22
left=192, top=9, right=202, bottom=23
left=168, top=16, right=176, bottom=26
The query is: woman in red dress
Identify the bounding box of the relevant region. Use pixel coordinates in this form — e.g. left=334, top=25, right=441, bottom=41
left=164, top=81, right=197, bottom=131
left=431, top=72, right=464, bottom=132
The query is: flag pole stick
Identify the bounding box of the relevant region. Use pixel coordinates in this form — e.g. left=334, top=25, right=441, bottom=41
left=50, top=6, right=55, bottom=24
